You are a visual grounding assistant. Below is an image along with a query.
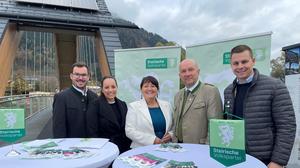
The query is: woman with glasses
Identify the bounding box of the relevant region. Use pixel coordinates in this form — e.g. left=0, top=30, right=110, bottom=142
left=87, top=76, right=131, bottom=153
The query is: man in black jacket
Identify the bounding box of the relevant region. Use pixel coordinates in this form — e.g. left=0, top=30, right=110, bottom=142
left=52, top=62, right=97, bottom=138
left=224, top=45, right=296, bottom=168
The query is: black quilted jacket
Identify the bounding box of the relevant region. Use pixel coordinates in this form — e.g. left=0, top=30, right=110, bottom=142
left=224, top=68, right=296, bottom=166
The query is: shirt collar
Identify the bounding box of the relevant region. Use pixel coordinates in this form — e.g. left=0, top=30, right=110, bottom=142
left=237, top=72, right=254, bottom=84
left=72, top=85, right=87, bottom=96
left=185, top=80, right=200, bottom=92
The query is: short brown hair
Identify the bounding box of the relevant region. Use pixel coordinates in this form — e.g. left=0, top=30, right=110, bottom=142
left=230, top=45, right=254, bottom=59
left=71, top=62, right=90, bottom=74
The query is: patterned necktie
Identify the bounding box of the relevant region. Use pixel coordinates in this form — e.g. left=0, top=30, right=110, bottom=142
left=177, top=89, right=191, bottom=142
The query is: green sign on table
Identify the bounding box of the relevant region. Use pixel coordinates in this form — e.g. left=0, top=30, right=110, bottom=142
left=0, top=109, right=25, bottom=142
left=209, top=119, right=245, bottom=167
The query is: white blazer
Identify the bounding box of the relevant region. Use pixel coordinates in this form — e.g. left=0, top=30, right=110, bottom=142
left=125, top=98, right=173, bottom=148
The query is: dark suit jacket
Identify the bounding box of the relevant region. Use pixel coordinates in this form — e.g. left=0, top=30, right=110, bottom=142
left=87, top=95, right=131, bottom=153
left=52, top=87, right=97, bottom=138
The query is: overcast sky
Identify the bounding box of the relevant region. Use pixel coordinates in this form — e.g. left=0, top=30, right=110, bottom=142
left=105, top=0, right=300, bottom=59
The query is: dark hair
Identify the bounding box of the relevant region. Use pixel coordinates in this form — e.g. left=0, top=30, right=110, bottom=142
left=140, top=76, right=159, bottom=90
left=101, top=76, right=118, bottom=88
left=230, top=45, right=254, bottom=59
left=71, top=62, right=90, bottom=74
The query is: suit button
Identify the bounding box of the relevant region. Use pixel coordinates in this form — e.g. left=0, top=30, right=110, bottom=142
left=81, top=99, right=85, bottom=102
left=83, top=108, right=86, bottom=111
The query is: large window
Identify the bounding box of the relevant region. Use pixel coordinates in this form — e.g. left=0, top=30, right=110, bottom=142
left=284, top=46, right=300, bottom=75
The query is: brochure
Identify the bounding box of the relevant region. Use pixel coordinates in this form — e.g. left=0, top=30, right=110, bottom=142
left=22, top=148, right=93, bottom=160
left=156, top=143, right=185, bottom=152
left=119, top=153, right=167, bottom=168
left=70, top=138, right=108, bottom=149
left=22, top=139, right=62, bottom=152
left=164, top=160, right=197, bottom=168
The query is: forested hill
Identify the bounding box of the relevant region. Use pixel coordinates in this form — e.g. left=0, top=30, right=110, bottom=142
left=113, top=17, right=174, bottom=48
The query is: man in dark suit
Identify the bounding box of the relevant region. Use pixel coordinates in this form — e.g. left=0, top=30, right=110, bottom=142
left=52, top=62, right=97, bottom=138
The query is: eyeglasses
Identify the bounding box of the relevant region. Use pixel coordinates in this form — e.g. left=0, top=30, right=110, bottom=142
left=72, top=73, right=89, bottom=78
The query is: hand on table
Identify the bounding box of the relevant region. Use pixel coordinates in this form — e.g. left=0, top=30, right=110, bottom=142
left=161, top=133, right=172, bottom=143
left=154, top=133, right=172, bottom=144
left=154, top=137, right=162, bottom=144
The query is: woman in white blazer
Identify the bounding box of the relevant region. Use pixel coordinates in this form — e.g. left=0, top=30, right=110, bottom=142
left=125, top=76, right=173, bottom=148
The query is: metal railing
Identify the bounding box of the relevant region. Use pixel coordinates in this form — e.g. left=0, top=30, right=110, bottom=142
left=0, top=93, right=54, bottom=119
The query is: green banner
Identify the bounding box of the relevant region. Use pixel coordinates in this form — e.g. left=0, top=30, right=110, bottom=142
left=115, top=46, right=182, bottom=104
left=209, top=119, right=245, bottom=166
left=186, top=32, right=271, bottom=101
left=0, top=109, right=25, bottom=142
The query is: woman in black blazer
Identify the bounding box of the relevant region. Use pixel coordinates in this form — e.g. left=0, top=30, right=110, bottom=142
left=87, top=76, right=131, bottom=153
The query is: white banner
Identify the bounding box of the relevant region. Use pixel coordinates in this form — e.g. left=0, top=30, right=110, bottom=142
left=114, top=46, right=182, bottom=104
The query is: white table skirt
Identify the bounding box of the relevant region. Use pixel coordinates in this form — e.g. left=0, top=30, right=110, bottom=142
left=0, top=138, right=119, bottom=168
left=113, top=143, right=267, bottom=168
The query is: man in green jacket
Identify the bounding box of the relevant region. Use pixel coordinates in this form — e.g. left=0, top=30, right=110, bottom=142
left=173, top=59, right=223, bottom=144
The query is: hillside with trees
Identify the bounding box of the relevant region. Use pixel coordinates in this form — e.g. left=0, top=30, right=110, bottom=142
left=113, top=18, right=176, bottom=48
